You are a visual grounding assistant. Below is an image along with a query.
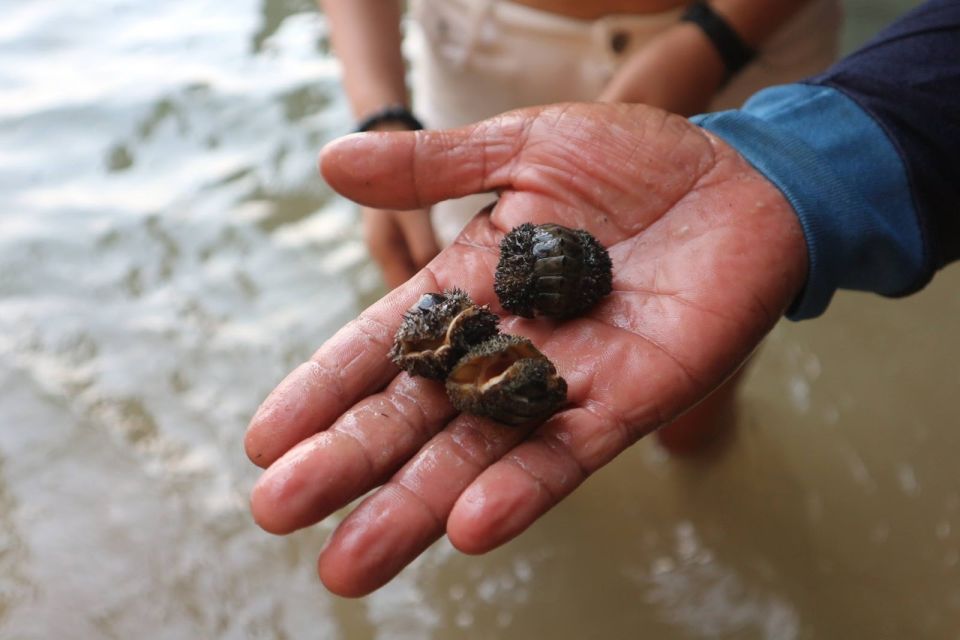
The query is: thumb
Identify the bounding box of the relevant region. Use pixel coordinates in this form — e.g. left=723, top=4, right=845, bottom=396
left=319, top=110, right=535, bottom=210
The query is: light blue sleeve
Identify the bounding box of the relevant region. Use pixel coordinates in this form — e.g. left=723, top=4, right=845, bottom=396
left=691, top=84, right=924, bottom=320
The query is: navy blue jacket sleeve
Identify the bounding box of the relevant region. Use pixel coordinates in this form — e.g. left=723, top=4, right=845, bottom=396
left=692, top=0, right=960, bottom=319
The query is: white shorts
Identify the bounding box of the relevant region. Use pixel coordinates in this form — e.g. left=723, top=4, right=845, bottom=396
left=408, top=0, right=843, bottom=245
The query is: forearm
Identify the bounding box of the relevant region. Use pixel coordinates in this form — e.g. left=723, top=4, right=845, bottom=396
left=599, top=0, right=813, bottom=108
left=319, top=0, right=407, bottom=118
left=693, top=0, right=960, bottom=319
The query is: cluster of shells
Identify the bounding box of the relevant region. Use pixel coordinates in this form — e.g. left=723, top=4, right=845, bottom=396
left=390, top=223, right=612, bottom=426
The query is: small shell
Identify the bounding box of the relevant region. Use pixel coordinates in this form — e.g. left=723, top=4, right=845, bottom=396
left=445, top=334, right=567, bottom=425
left=390, top=288, right=500, bottom=380
left=494, top=223, right=612, bottom=319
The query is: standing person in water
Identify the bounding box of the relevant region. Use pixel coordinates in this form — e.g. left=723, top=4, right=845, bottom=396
left=318, top=0, right=841, bottom=451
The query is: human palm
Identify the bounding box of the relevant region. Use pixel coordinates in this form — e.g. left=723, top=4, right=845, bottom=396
left=245, top=104, right=807, bottom=597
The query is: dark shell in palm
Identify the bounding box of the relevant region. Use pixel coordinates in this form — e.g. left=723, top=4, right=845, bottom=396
left=494, top=223, right=612, bottom=319
left=445, top=333, right=567, bottom=425
left=390, top=289, right=500, bottom=380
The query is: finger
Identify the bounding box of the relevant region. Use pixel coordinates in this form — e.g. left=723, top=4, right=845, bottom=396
left=318, top=110, right=536, bottom=210
left=316, top=412, right=534, bottom=597
left=244, top=269, right=439, bottom=468
left=250, top=373, right=456, bottom=534
left=362, top=208, right=417, bottom=289
left=394, top=208, right=440, bottom=268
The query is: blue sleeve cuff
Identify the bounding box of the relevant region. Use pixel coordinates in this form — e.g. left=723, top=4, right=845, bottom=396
left=691, top=84, right=925, bottom=320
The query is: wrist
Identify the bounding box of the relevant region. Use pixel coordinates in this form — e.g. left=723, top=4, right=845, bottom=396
left=693, top=84, right=926, bottom=319
left=669, top=21, right=729, bottom=89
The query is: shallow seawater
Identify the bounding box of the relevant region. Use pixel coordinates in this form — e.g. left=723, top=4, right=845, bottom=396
left=2, top=1, right=954, bottom=639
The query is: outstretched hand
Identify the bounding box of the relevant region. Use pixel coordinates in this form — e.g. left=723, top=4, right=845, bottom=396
left=244, top=104, right=808, bottom=597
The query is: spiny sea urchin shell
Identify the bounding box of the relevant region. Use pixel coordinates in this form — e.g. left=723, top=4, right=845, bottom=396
left=445, top=334, right=567, bottom=425
left=390, top=288, right=500, bottom=380
left=494, top=223, right=612, bottom=319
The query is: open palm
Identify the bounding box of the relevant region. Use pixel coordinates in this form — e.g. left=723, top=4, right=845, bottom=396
left=244, top=103, right=808, bottom=597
